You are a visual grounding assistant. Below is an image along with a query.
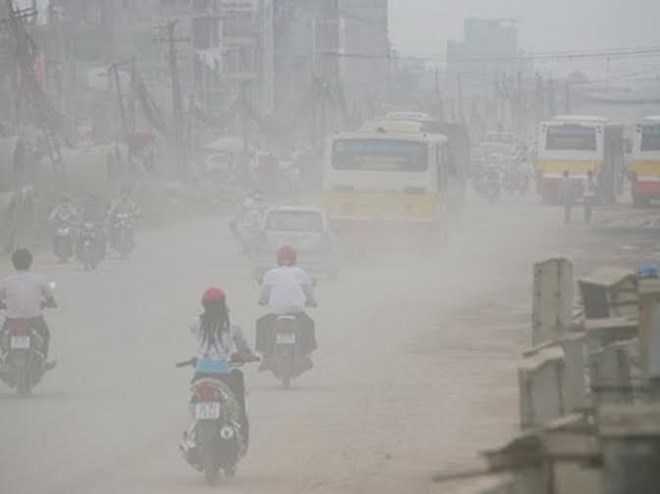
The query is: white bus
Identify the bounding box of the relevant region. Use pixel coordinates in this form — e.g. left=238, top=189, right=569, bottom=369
left=630, top=116, right=660, bottom=207
left=322, top=129, right=458, bottom=238
left=536, top=115, right=624, bottom=203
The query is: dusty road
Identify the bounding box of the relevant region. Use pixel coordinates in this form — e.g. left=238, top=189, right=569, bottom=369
left=0, top=200, right=618, bottom=494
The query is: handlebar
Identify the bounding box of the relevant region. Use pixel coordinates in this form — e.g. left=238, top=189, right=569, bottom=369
left=176, top=358, right=197, bottom=368
left=175, top=354, right=260, bottom=369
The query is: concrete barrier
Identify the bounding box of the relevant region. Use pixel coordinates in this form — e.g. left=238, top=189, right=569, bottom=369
left=518, top=347, right=566, bottom=429
left=584, top=318, right=638, bottom=351
left=434, top=476, right=516, bottom=494
left=532, top=258, right=574, bottom=347
left=579, top=268, right=639, bottom=321
left=560, top=334, right=588, bottom=413
left=589, top=340, right=635, bottom=405
left=599, top=404, right=660, bottom=494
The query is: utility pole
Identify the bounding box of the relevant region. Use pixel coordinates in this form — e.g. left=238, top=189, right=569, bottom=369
left=157, top=20, right=190, bottom=176
left=240, top=81, right=249, bottom=155
left=109, top=63, right=129, bottom=144
left=432, top=67, right=445, bottom=122
left=547, top=77, right=556, bottom=118
left=167, top=20, right=185, bottom=173
left=456, top=72, right=464, bottom=123
left=535, top=73, right=544, bottom=123
left=4, top=0, right=64, bottom=172
left=516, top=71, right=523, bottom=135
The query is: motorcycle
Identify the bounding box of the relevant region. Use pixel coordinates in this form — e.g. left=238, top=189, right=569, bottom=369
left=177, top=355, right=258, bottom=485
left=261, top=314, right=315, bottom=389
left=52, top=222, right=74, bottom=263
left=111, top=213, right=135, bottom=259
left=0, top=288, right=56, bottom=396
left=230, top=208, right=263, bottom=256
left=484, top=168, right=501, bottom=204
left=77, top=222, right=105, bottom=271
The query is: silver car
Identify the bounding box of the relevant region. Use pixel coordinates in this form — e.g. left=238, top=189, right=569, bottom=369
left=254, top=206, right=340, bottom=280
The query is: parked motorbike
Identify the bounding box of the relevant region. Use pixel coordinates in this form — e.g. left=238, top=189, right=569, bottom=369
left=177, top=356, right=258, bottom=485
left=230, top=209, right=262, bottom=256
left=77, top=222, right=105, bottom=271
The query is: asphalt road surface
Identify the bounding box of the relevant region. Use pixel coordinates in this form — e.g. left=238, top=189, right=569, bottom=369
left=0, top=200, right=601, bottom=494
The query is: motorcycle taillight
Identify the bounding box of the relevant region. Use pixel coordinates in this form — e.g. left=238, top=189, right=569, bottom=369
left=7, top=320, right=29, bottom=336
left=194, top=382, right=221, bottom=402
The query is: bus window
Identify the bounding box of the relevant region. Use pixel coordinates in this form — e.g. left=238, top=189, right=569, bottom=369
left=641, top=126, right=660, bottom=152
left=332, top=139, right=429, bottom=172
left=546, top=125, right=597, bottom=151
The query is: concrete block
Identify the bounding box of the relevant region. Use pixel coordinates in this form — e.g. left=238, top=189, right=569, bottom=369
left=599, top=404, right=660, bottom=494
left=518, top=347, right=566, bottom=429
left=532, top=258, right=574, bottom=347
left=554, top=462, right=603, bottom=494
left=560, top=334, right=588, bottom=413
left=589, top=341, right=634, bottom=405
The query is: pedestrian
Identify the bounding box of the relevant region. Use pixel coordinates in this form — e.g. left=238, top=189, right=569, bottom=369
left=584, top=170, right=597, bottom=224
left=559, top=170, right=574, bottom=224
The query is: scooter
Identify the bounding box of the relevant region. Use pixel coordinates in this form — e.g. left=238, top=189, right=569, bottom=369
left=0, top=285, right=57, bottom=396
left=177, top=355, right=258, bottom=486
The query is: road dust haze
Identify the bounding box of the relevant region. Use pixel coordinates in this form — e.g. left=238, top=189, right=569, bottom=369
left=0, top=199, right=571, bottom=494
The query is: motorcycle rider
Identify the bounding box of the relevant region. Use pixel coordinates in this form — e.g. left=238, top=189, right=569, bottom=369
left=256, top=245, right=317, bottom=369
left=231, top=194, right=264, bottom=253
left=108, top=188, right=140, bottom=222
left=108, top=187, right=140, bottom=249
left=189, top=287, right=256, bottom=444
left=78, top=193, right=108, bottom=261
left=48, top=194, right=78, bottom=258
left=0, top=249, right=57, bottom=368
left=48, top=194, right=78, bottom=227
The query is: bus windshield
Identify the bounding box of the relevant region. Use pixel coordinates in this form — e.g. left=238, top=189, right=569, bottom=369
left=641, top=125, right=660, bottom=152
left=546, top=125, right=597, bottom=151
left=332, top=139, right=428, bottom=172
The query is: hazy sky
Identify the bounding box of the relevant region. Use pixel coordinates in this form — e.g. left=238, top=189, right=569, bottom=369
left=390, top=1, right=660, bottom=57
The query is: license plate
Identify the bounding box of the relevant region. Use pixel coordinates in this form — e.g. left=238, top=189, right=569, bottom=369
left=276, top=333, right=296, bottom=344
left=10, top=336, right=30, bottom=349
left=195, top=402, right=221, bottom=420
left=57, top=228, right=70, bottom=235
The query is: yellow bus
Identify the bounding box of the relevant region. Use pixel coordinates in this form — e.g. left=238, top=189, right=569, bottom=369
left=322, top=127, right=460, bottom=247
left=536, top=115, right=624, bottom=203
left=630, top=116, right=660, bottom=207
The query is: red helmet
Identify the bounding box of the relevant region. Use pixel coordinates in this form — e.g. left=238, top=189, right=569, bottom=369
left=277, top=245, right=297, bottom=266
left=202, top=287, right=226, bottom=305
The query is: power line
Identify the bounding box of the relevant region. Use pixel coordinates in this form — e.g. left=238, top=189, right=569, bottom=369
left=323, top=45, right=660, bottom=65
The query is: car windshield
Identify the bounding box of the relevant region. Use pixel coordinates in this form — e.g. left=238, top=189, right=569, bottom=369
left=266, top=211, right=323, bottom=233
left=546, top=125, right=597, bottom=151
left=332, top=139, right=428, bottom=172
left=641, top=125, right=660, bottom=151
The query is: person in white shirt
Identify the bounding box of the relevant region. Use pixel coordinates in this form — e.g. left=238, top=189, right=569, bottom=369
left=256, top=245, right=317, bottom=366
left=583, top=170, right=597, bottom=224
left=0, top=249, right=57, bottom=363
